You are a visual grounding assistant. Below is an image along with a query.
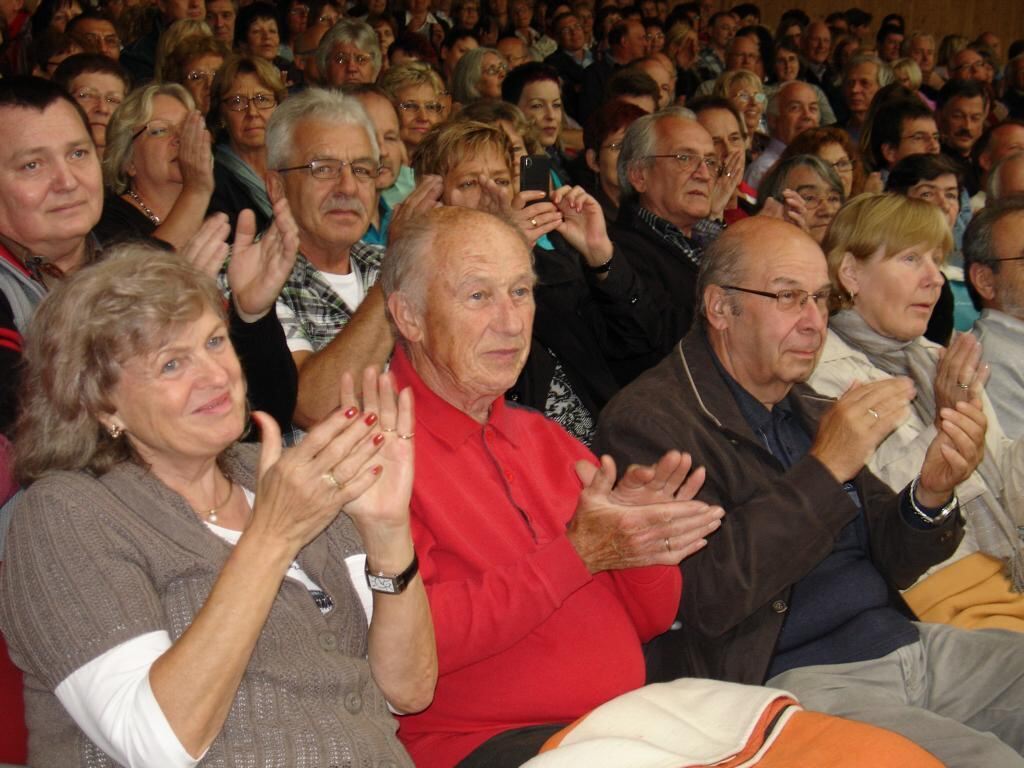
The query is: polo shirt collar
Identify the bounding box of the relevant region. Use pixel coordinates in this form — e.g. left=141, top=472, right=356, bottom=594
left=389, top=345, right=523, bottom=449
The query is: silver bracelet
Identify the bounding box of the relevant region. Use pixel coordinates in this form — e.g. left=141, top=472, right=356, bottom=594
left=908, top=475, right=958, bottom=526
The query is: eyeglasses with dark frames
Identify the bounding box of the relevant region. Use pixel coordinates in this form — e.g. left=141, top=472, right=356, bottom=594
left=721, top=285, right=834, bottom=313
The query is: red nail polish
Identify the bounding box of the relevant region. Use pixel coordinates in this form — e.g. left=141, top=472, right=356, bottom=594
left=364, top=412, right=378, bottom=426
left=373, top=433, right=385, bottom=446
left=371, top=465, right=383, bottom=475
left=344, top=406, right=358, bottom=418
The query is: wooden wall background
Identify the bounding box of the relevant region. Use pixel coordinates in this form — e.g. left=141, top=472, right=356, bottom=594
left=712, top=1, right=1023, bottom=49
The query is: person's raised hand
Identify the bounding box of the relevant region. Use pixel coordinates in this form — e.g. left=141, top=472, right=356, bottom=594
left=934, top=332, right=991, bottom=425
left=810, top=378, right=916, bottom=482
left=180, top=213, right=231, bottom=277
left=917, top=397, right=987, bottom=507
left=228, top=198, right=300, bottom=322
left=550, top=184, right=613, bottom=267
left=510, top=189, right=562, bottom=246
left=567, top=454, right=724, bottom=573
left=247, top=406, right=384, bottom=557
left=177, top=110, right=215, bottom=195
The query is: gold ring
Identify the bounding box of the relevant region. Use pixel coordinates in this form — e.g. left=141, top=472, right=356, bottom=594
left=664, top=537, right=671, bottom=552
left=381, top=427, right=397, bottom=432
left=398, top=432, right=415, bottom=440
left=867, top=408, right=879, bottom=420
left=530, top=217, right=538, bottom=227
left=957, top=382, right=970, bottom=390
left=323, top=472, right=342, bottom=489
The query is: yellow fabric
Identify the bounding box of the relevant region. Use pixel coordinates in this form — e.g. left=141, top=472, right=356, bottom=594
left=903, top=552, right=1024, bottom=631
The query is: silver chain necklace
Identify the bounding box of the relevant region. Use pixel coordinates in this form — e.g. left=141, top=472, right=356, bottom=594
left=128, top=188, right=161, bottom=224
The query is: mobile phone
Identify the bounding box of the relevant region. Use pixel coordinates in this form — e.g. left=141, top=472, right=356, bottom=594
left=520, top=154, right=552, bottom=200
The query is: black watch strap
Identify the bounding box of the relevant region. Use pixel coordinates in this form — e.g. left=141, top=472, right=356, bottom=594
left=365, top=552, right=419, bottom=594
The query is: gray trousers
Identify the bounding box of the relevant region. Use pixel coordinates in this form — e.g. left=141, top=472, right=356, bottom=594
left=767, top=622, right=1024, bottom=767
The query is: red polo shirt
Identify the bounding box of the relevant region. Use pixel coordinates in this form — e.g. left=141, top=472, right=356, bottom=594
left=391, top=347, right=681, bottom=767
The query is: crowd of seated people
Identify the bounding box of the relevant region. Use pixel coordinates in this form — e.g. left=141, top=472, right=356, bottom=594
left=3, top=0, right=1024, bottom=766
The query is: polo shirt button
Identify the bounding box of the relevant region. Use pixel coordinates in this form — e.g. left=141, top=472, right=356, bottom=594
left=344, top=691, right=363, bottom=713
left=505, top=470, right=514, bottom=481
left=319, top=631, right=337, bottom=651
left=771, top=599, right=788, bottom=614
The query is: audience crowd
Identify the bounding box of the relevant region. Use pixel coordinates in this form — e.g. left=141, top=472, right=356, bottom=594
left=2, top=0, right=1024, bottom=765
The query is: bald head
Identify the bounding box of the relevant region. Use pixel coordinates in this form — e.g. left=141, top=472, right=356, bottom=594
left=769, top=81, right=821, bottom=144
left=990, top=151, right=1024, bottom=201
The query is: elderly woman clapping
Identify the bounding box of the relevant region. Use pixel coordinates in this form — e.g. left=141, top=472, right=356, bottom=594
left=807, top=192, right=1024, bottom=631
left=0, top=244, right=435, bottom=766
left=96, top=83, right=215, bottom=251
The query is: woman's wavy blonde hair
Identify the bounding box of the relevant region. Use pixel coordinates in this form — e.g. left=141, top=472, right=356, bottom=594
left=15, top=243, right=228, bottom=485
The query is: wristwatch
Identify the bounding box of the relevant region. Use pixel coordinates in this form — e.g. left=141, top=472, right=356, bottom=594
left=365, top=553, right=419, bottom=594
left=909, top=476, right=958, bottom=526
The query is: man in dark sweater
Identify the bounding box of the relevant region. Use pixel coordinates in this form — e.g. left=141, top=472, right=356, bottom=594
left=594, top=216, right=1024, bottom=767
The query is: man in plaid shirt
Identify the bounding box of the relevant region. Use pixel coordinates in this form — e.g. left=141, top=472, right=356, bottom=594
left=267, top=88, right=395, bottom=428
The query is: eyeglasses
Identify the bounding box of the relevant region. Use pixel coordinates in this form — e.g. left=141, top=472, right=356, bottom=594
left=722, top=285, right=834, bottom=313
left=80, top=32, right=121, bottom=49
left=645, top=31, right=665, bottom=42
left=289, top=4, right=309, bottom=15
left=482, top=63, right=508, bottom=76
left=73, top=87, right=123, bottom=106
left=221, top=93, right=277, bottom=111
left=733, top=90, right=766, bottom=105
left=334, top=52, right=373, bottom=67
left=186, top=69, right=219, bottom=83
left=131, top=120, right=181, bottom=141
left=318, top=13, right=338, bottom=24
left=398, top=100, right=444, bottom=114
left=646, top=153, right=722, bottom=176
left=830, top=157, right=854, bottom=172
left=275, top=158, right=381, bottom=182
left=602, top=140, right=623, bottom=151
left=797, top=189, right=843, bottom=209
left=901, top=131, right=940, bottom=145
left=988, top=256, right=1024, bottom=263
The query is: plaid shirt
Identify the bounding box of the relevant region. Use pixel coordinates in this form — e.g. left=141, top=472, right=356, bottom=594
left=276, top=242, right=384, bottom=353
left=635, top=207, right=723, bottom=268
left=697, top=46, right=724, bottom=80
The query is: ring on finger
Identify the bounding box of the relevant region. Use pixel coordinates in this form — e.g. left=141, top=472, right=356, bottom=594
left=664, top=537, right=671, bottom=553
left=957, top=382, right=970, bottom=390
left=530, top=217, right=538, bottom=227
left=323, top=472, right=342, bottom=490
left=398, top=431, right=415, bottom=440
left=381, top=427, right=397, bottom=433
left=867, top=408, right=879, bottom=420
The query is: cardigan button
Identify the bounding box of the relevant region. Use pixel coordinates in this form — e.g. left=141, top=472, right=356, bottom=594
left=318, top=631, right=337, bottom=651
left=344, top=691, right=363, bottom=714
left=771, top=599, right=788, bottom=614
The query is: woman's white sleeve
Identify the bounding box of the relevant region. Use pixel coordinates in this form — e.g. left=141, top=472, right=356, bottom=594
left=54, top=630, right=204, bottom=768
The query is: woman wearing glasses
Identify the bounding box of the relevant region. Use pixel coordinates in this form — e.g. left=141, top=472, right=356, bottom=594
left=207, top=55, right=286, bottom=236
left=808, top=193, right=1024, bottom=633
left=381, top=62, right=447, bottom=157
left=162, top=36, right=231, bottom=117
left=450, top=46, right=508, bottom=106
left=755, top=154, right=844, bottom=244
left=96, top=83, right=215, bottom=251
left=778, top=126, right=864, bottom=198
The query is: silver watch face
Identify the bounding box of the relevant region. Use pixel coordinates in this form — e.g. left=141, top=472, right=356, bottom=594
left=367, top=573, right=399, bottom=593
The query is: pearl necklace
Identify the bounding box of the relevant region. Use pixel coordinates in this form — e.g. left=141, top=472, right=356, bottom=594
left=203, top=482, right=234, bottom=524
left=128, top=188, right=161, bottom=224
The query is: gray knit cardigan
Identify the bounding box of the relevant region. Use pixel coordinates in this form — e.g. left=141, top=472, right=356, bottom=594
left=0, top=444, right=413, bottom=768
